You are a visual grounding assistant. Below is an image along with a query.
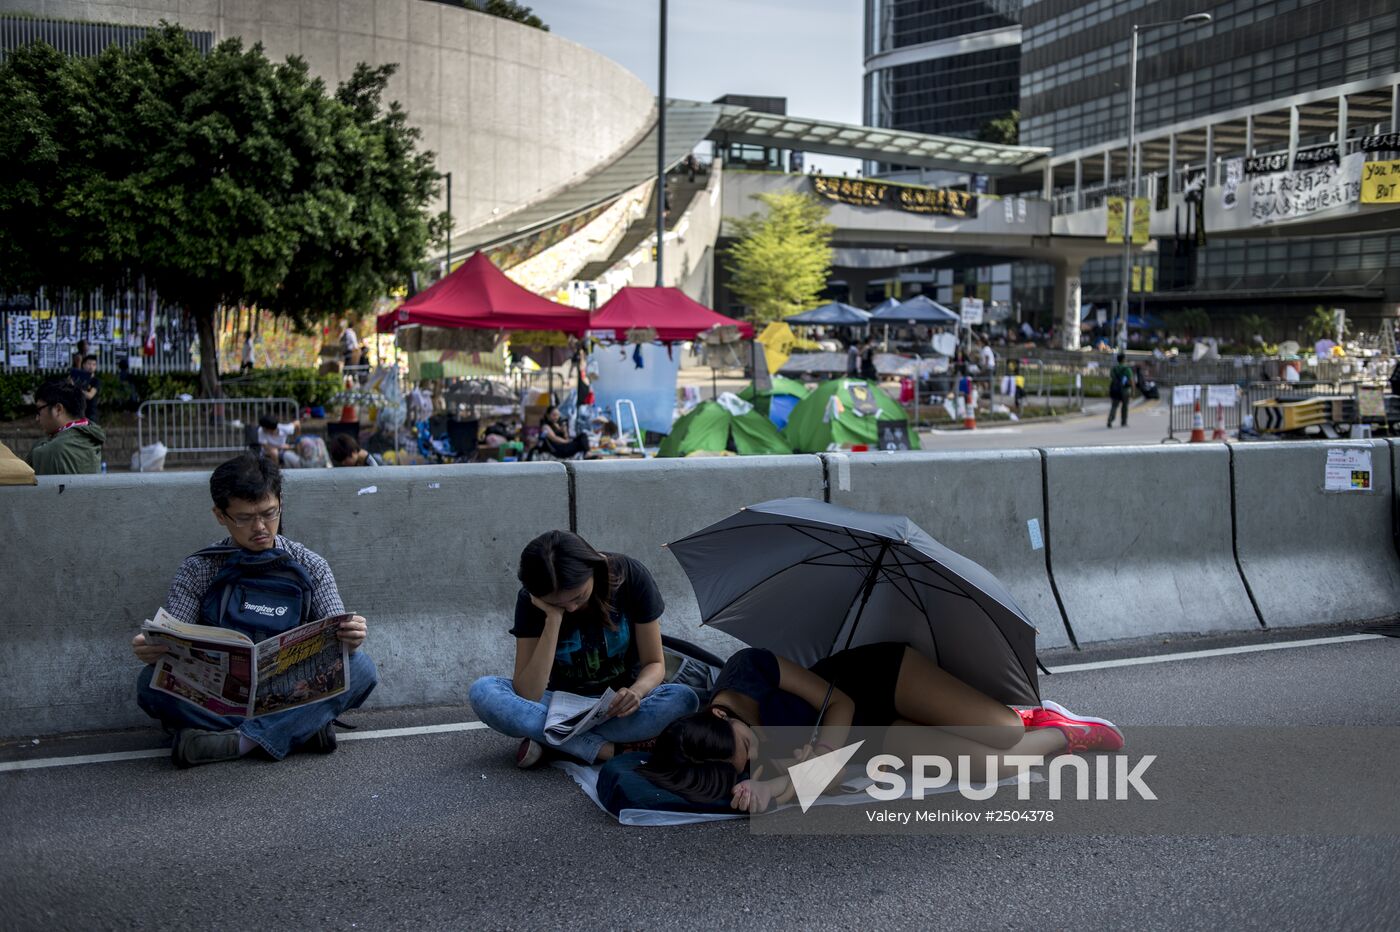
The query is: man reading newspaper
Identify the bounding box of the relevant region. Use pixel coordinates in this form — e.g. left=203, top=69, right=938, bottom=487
left=130, top=454, right=378, bottom=768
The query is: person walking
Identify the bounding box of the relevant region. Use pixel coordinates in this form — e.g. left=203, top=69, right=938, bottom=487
left=1107, top=352, right=1133, bottom=429
left=241, top=331, right=256, bottom=372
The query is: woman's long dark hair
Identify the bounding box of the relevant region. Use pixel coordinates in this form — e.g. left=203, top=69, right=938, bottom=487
left=518, top=530, right=619, bottom=629
left=636, top=711, right=742, bottom=805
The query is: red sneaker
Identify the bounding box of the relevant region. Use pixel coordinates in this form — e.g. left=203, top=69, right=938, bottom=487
left=1023, top=700, right=1124, bottom=752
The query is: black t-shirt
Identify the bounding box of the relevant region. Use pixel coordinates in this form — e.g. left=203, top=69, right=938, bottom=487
left=510, top=554, right=665, bottom=695
left=711, top=648, right=819, bottom=729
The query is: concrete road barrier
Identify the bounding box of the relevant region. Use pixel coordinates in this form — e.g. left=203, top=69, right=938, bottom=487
left=0, top=464, right=569, bottom=738
left=1042, top=444, right=1260, bottom=643
left=1233, top=440, right=1400, bottom=628
left=823, top=450, right=1072, bottom=650
left=569, top=455, right=827, bottom=658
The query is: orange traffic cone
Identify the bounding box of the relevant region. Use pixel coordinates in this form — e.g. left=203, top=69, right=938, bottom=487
left=1189, top=399, right=1207, bottom=442
left=963, top=388, right=977, bottom=430
left=1211, top=403, right=1227, bottom=441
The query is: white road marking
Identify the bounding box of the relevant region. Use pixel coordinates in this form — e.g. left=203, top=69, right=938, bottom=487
left=1046, top=633, right=1387, bottom=674
left=1, top=721, right=491, bottom=773
left=3, top=635, right=1391, bottom=772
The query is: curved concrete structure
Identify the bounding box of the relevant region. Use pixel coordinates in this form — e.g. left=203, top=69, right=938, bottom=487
left=0, top=0, right=656, bottom=235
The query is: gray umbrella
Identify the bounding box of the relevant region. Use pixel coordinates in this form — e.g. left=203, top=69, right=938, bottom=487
left=666, top=497, right=1041, bottom=708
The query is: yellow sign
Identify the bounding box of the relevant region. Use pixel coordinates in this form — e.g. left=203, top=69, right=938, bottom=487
left=1361, top=159, right=1400, bottom=203
left=1106, top=197, right=1125, bottom=244
left=757, top=322, right=795, bottom=374
left=952, top=284, right=965, bottom=303
left=1132, top=197, right=1150, bottom=245
left=976, top=284, right=991, bottom=303
left=1144, top=266, right=1155, bottom=293
left=1131, top=268, right=1141, bottom=292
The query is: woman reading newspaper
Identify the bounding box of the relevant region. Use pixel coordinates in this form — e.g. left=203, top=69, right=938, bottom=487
left=469, top=531, right=699, bottom=768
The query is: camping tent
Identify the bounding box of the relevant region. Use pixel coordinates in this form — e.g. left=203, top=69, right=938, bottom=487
left=591, top=287, right=754, bottom=341
left=376, top=252, right=590, bottom=334
left=785, top=302, right=871, bottom=326
left=738, top=375, right=810, bottom=431
left=867, top=297, right=901, bottom=316
left=783, top=378, right=921, bottom=453
left=869, top=294, right=958, bottom=325
left=658, top=395, right=793, bottom=457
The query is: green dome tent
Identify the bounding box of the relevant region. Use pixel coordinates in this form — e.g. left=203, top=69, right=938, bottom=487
left=782, top=378, right=921, bottom=453
left=658, top=395, right=794, bottom=457
left=738, top=376, right=811, bottom=430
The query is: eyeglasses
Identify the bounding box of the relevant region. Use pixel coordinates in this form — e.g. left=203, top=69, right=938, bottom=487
left=221, top=507, right=282, bottom=529
left=35, top=403, right=52, bottom=415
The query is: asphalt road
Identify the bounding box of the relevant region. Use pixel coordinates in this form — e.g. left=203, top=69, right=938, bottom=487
left=2, top=627, right=1397, bottom=931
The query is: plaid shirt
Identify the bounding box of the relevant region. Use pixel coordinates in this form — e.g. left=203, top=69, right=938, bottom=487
left=165, top=535, right=346, bottom=625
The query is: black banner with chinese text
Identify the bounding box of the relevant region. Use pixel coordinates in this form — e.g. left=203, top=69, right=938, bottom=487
left=810, top=176, right=978, bottom=219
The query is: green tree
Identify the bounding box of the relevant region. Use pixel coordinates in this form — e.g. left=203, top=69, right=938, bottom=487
left=978, top=109, right=1020, bottom=146
left=724, top=191, right=834, bottom=324
left=1238, top=313, right=1271, bottom=342
left=0, top=27, right=445, bottom=397
left=1303, top=305, right=1344, bottom=343
left=434, top=1, right=549, bottom=29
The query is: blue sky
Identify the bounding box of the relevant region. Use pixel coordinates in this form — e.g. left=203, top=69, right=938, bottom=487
left=526, top=0, right=865, bottom=169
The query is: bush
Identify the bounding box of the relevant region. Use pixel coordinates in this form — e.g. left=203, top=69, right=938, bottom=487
left=220, top=367, right=344, bottom=407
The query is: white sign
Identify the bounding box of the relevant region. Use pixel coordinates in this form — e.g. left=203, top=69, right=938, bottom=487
left=8, top=353, right=29, bottom=368
left=1206, top=384, right=1239, bottom=408
left=1324, top=447, right=1373, bottom=492
left=1003, top=198, right=1014, bottom=223
left=1017, top=197, right=1027, bottom=222
left=1027, top=518, right=1044, bottom=551
left=1172, top=385, right=1202, bottom=406
left=1248, top=153, right=1363, bottom=226
left=1222, top=158, right=1243, bottom=210
left=959, top=297, right=985, bottom=326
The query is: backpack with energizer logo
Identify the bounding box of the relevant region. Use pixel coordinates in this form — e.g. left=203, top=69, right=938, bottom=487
left=196, top=545, right=316, bottom=641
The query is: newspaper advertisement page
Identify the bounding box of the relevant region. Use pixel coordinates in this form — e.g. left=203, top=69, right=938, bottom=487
left=143, top=609, right=256, bottom=716
left=252, top=614, right=351, bottom=716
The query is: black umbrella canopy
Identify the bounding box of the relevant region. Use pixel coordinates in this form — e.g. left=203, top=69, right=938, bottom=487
left=667, top=497, right=1040, bottom=707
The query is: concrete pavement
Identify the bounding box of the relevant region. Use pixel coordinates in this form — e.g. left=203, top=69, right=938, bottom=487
left=2, top=627, right=1396, bottom=930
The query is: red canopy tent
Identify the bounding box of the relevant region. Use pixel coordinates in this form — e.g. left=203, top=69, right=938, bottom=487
left=376, top=251, right=590, bottom=334
left=590, top=287, right=754, bottom=341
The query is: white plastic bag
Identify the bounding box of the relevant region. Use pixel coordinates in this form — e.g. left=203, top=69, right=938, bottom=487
left=131, top=442, right=167, bottom=472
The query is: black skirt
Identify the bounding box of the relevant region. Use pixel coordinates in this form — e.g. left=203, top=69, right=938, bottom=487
left=809, top=642, right=908, bottom=727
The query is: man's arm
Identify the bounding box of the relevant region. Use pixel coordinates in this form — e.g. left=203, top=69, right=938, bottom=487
left=133, top=558, right=207, bottom=664
left=300, top=549, right=367, bottom=652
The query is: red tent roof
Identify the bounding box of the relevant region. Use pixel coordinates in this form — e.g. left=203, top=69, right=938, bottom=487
left=591, top=287, right=754, bottom=342
left=376, top=252, right=590, bottom=334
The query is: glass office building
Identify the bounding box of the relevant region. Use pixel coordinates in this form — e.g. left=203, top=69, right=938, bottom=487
left=864, top=0, right=1022, bottom=143
left=1018, top=0, right=1400, bottom=329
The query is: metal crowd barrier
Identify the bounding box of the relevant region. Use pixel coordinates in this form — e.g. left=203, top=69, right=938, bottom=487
left=136, top=396, right=299, bottom=470
left=1162, top=380, right=1350, bottom=441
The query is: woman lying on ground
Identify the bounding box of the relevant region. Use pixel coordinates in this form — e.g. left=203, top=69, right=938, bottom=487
left=638, top=643, right=1122, bottom=813
left=469, top=531, right=699, bottom=768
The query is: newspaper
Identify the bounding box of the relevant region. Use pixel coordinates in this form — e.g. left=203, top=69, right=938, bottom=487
left=142, top=608, right=351, bottom=717
left=543, top=689, right=616, bottom=746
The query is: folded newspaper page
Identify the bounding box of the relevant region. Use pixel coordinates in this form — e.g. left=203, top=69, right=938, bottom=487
left=142, top=608, right=351, bottom=718
left=543, top=688, right=616, bottom=746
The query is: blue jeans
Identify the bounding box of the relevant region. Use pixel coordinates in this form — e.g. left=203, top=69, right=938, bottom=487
left=468, top=676, right=699, bottom=763
left=136, top=651, right=379, bottom=760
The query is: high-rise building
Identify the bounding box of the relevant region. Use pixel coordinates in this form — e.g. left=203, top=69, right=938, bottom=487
left=863, top=1, right=1022, bottom=143
left=1021, top=0, right=1400, bottom=328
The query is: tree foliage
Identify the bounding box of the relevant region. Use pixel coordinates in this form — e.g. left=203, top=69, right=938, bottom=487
left=1303, top=305, right=1344, bottom=343
left=978, top=109, right=1020, bottom=146
left=724, top=191, right=834, bottom=325
left=0, top=26, right=445, bottom=396
left=433, top=0, right=548, bottom=30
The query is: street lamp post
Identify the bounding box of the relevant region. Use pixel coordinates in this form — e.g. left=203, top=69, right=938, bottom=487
left=1118, top=13, right=1212, bottom=353
left=655, top=0, right=667, bottom=288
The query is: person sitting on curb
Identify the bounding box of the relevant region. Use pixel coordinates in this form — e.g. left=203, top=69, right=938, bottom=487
left=469, top=530, right=699, bottom=768
left=28, top=378, right=105, bottom=475
left=329, top=434, right=382, bottom=467
left=130, top=454, right=378, bottom=768
left=257, top=413, right=303, bottom=467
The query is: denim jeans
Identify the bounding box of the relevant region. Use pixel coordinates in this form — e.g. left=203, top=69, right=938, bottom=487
left=136, top=651, right=379, bottom=760
left=468, top=676, right=699, bottom=763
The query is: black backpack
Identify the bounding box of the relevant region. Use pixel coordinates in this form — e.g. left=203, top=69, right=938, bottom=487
left=196, top=545, right=316, bottom=641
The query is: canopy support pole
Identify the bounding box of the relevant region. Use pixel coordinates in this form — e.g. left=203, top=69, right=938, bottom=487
left=809, top=541, right=889, bottom=746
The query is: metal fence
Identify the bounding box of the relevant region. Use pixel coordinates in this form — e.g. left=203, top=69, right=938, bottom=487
left=1162, top=380, right=1364, bottom=441
left=136, top=397, right=298, bottom=470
